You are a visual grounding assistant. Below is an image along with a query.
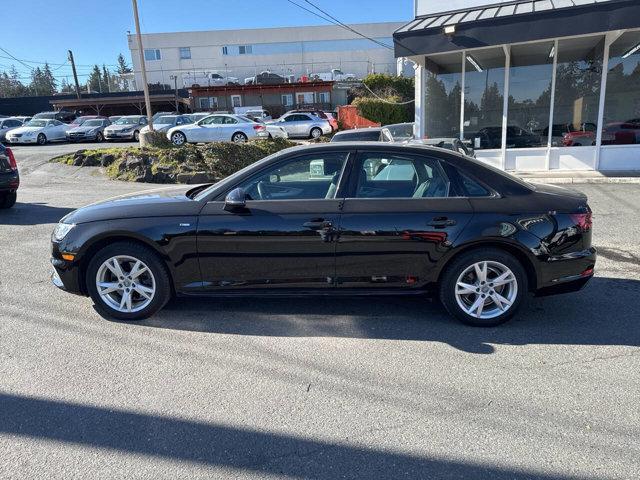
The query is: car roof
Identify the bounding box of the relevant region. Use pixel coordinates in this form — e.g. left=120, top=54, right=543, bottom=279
left=334, top=127, right=383, bottom=135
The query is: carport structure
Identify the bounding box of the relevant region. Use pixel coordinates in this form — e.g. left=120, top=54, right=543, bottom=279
left=50, top=91, right=191, bottom=117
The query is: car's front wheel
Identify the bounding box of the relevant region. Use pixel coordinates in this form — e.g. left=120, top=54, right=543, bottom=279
left=86, top=242, right=171, bottom=321
left=37, top=133, right=47, bottom=145
left=95, top=132, right=104, bottom=142
left=439, top=248, right=528, bottom=327
left=133, top=130, right=140, bottom=142
left=0, top=191, right=16, bottom=209
left=171, top=131, right=187, bottom=146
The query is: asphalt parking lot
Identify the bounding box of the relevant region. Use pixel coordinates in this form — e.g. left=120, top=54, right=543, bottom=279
left=0, top=144, right=638, bottom=479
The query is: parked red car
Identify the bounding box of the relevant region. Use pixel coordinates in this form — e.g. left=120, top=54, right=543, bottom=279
left=602, top=119, right=640, bottom=145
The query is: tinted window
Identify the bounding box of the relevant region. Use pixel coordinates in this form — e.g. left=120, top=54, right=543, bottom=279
left=333, top=130, right=381, bottom=142
left=355, top=153, right=450, bottom=199
left=237, top=153, right=348, bottom=201
left=458, top=172, right=490, bottom=197
left=223, top=116, right=238, bottom=125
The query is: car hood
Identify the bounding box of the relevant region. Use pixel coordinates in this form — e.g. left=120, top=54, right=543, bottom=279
left=106, top=124, right=137, bottom=131
left=69, top=126, right=101, bottom=133
left=9, top=126, right=44, bottom=134
left=62, top=185, right=203, bottom=224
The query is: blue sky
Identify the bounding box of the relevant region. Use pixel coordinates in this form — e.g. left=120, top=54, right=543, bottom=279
left=1, top=0, right=413, bottom=85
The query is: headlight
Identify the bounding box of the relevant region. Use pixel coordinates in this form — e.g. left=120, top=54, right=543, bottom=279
left=52, top=223, right=75, bottom=241
left=24, top=131, right=35, bottom=137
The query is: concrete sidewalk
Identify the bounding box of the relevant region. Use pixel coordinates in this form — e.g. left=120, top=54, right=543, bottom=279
left=515, top=170, right=640, bottom=184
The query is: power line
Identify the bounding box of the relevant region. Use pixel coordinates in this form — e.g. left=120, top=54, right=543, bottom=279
left=0, top=47, right=35, bottom=72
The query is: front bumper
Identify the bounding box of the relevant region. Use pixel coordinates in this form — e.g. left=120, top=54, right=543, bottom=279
left=67, top=133, right=98, bottom=142
left=105, top=131, right=135, bottom=140
left=7, top=136, right=36, bottom=144
left=51, top=241, right=85, bottom=295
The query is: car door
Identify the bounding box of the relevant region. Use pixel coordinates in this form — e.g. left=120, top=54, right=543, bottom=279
left=219, top=116, right=240, bottom=141
left=196, top=150, right=351, bottom=291
left=54, top=120, right=68, bottom=139
left=335, top=149, right=474, bottom=289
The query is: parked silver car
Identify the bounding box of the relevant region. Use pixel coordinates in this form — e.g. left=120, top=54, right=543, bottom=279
left=141, top=114, right=193, bottom=134
left=167, top=114, right=268, bottom=145
left=268, top=113, right=332, bottom=139
left=104, top=115, right=148, bottom=141
left=0, top=118, right=27, bottom=142
left=66, top=118, right=112, bottom=143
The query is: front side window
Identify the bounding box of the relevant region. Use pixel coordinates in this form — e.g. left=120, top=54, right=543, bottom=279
left=201, top=115, right=225, bottom=125
left=237, top=153, right=348, bottom=201
left=355, top=153, right=450, bottom=199
left=602, top=30, right=640, bottom=145
left=179, top=47, right=191, bottom=60
left=144, top=49, right=161, bottom=61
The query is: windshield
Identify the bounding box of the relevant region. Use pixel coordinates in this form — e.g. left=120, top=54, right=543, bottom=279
left=34, top=113, right=55, bottom=119
left=25, top=120, right=47, bottom=127
left=72, top=117, right=89, bottom=125
left=386, top=123, right=414, bottom=141
left=83, top=119, right=103, bottom=127
left=115, top=117, right=140, bottom=125
left=155, top=116, right=175, bottom=124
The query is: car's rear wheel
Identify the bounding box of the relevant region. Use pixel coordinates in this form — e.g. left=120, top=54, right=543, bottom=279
left=171, top=131, right=187, bottom=146
left=232, top=132, right=248, bottom=143
left=86, top=242, right=171, bottom=321
left=0, top=191, right=16, bottom=209
left=439, top=248, right=528, bottom=327
left=310, top=127, right=322, bottom=139
left=37, top=133, right=47, bottom=145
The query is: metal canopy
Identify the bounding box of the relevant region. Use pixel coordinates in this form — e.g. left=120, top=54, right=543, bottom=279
left=394, top=0, right=640, bottom=57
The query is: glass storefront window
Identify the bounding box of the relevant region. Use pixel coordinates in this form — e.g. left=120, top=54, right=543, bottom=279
left=551, top=36, right=604, bottom=147
left=506, top=42, right=555, bottom=149
left=424, top=52, right=462, bottom=139
left=602, top=30, right=640, bottom=145
left=463, top=47, right=506, bottom=150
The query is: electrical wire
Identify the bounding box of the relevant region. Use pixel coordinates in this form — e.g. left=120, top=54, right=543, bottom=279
left=361, top=80, right=414, bottom=105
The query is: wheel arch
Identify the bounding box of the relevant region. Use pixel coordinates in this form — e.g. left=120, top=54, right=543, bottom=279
left=77, top=233, right=175, bottom=296
left=436, top=240, right=538, bottom=292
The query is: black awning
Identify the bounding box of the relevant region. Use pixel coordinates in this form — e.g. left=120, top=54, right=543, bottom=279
left=394, top=0, right=640, bottom=57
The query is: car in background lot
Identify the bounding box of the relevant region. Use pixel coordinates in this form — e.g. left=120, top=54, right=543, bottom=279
left=0, top=144, right=18, bottom=208
left=331, top=127, right=387, bottom=142
left=69, top=115, right=100, bottom=129
left=245, top=71, right=286, bottom=85
left=601, top=119, right=640, bottom=145
left=108, top=116, right=122, bottom=123
left=104, top=115, right=148, bottom=142
left=383, top=123, right=415, bottom=142
left=34, top=110, right=77, bottom=124
left=141, top=114, right=192, bottom=134
left=66, top=118, right=111, bottom=143
left=0, top=117, right=27, bottom=142
left=288, top=109, right=337, bottom=131
left=268, top=112, right=332, bottom=139
left=543, top=123, right=596, bottom=147
left=411, top=138, right=476, bottom=157
left=188, top=112, right=212, bottom=124
left=253, top=120, right=288, bottom=139
left=167, top=114, right=268, bottom=145
left=6, top=119, right=70, bottom=145
left=243, top=109, right=273, bottom=122
left=51, top=142, right=596, bottom=326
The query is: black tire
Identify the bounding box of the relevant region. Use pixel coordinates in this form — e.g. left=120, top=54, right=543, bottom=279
left=96, top=132, right=104, bottom=142
left=133, top=130, right=140, bottom=142
left=86, top=241, right=172, bottom=321
left=37, top=133, right=47, bottom=145
left=231, top=132, right=248, bottom=143
left=0, top=191, right=17, bottom=209
left=310, top=127, right=322, bottom=139
left=439, top=248, right=528, bottom=327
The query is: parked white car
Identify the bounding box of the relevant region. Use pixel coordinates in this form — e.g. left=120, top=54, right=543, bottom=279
left=253, top=120, right=288, bottom=139
left=167, top=114, right=268, bottom=145
left=104, top=115, right=148, bottom=142
left=0, top=117, right=27, bottom=142
left=5, top=119, right=70, bottom=145
left=267, top=113, right=332, bottom=139
left=182, top=72, right=238, bottom=88
left=311, top=68, right=357, bottom=82
left=140, top=114, right=193, bottom=134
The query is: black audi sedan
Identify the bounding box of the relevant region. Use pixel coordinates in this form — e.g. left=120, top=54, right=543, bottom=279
left=51, top=143, right=595, bottom=326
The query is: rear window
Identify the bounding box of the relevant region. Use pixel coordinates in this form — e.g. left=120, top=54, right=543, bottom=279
left=333, top=130, right=381, bottom=142
left=459, top=172, right=490, bottom=197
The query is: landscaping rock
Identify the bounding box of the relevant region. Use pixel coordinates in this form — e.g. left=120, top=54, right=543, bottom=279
left=100, top=154, right=115, bottom=167
left=72, top=154, right=85, bottom=166
left=81, top=154, right=101, bottom=167
left=125, top=156, right=144, bottom=169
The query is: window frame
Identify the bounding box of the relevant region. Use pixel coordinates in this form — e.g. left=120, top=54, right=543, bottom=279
left=179, top=47, right=191, bottom=60
left=144, top=48, right=161, bottom=61
left=221, top=46, right=229, bottom=56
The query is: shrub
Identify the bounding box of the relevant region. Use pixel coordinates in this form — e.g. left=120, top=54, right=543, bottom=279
left=353, top=96, right=411, bottom=125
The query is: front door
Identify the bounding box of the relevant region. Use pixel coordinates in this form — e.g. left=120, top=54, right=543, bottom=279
left=197, top=151, right=350, bottom=291
left=335, top=150, right=473, bottom=289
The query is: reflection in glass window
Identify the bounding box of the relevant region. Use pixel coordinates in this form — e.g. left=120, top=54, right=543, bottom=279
left=506, top=42, right=554, bottom=148
left=550, top=36, right=603, bottom=147
left=463, top=47, right=506, bottom=150
left=602, top=31, right=640, bottom=145
left=424, top=52, right=462, bottom=139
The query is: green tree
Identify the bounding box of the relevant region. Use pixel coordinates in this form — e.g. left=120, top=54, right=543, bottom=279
left=117, top=53, right=131, bottom=74
left=87, top=64, right=102, bottom=93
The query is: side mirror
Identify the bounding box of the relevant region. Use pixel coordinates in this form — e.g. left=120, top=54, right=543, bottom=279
left=224, top=187, right=247, bottom=211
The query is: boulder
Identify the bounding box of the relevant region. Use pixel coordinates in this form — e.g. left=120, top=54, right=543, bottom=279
left=100, top=154, right=115, bottom=167
left=81, top=154, right=101, bottom=167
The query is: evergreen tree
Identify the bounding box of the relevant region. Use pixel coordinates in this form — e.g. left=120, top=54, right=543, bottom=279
left=102, top=64, right=111, bottom=92
left=117, top=53, right=131, bottom=74
left=87, top=64, right=102, bottom=92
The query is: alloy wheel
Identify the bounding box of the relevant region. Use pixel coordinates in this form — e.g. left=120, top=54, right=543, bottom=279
left=172, top=132, right=186, bottom=145
left=95, top=255, right=156, bottom=314
left=454, top=261, right=518, bottom=320
left=310, top=128, right=321, bottom=138
left=232, top=133, right=247, bottom=143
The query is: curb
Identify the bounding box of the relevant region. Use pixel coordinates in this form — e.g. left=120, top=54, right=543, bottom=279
left=521, top=177, right=640, bottom=184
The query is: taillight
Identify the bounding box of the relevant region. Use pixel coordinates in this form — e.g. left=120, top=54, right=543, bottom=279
left=253, top=125, right=265, bottom=131
left=570, top=212, right=592, bottom=232
left=6, top=148, right=17, bottom=171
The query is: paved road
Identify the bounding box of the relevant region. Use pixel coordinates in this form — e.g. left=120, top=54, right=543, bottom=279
left=0, top=146, right=638, bottom=479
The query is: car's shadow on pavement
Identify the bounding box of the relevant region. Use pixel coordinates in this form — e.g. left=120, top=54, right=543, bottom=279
left=127, top=276, right=640, bottom=354
left=0, top=202, right=74, bottom=225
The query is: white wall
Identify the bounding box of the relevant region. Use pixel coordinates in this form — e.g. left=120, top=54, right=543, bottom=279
left=416, top=0, right=512, bottom=16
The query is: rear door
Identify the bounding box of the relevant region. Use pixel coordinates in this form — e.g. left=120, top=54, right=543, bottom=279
left=335, top=149, right=474, bottom=289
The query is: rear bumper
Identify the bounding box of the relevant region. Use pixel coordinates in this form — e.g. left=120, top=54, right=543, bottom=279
left=0, top=171, right=19, bottom=192
left=535, top=247, right=596, bottom=296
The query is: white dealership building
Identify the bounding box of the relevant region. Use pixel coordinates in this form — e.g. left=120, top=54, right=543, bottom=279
left=128, top=22, right=405, bottom=89
left=395, top=0, right=640, bottom=171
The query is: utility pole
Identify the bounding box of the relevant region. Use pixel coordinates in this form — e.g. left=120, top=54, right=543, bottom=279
left=67, top=50, right=81, bottom=99
left=131, top=0, right=154, bottom=132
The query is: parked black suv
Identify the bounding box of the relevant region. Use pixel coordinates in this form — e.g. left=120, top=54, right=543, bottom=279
left=34, top=110, right=77, bottom=124
left=0, top=144, right=19, bottom=208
